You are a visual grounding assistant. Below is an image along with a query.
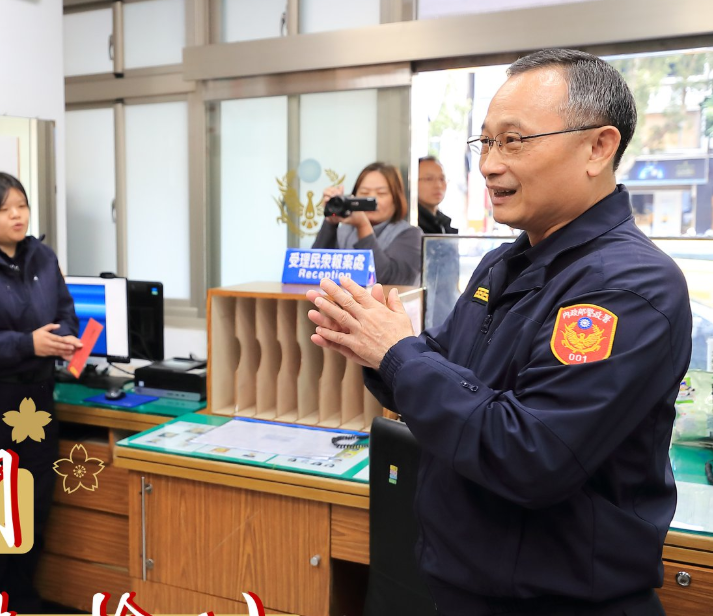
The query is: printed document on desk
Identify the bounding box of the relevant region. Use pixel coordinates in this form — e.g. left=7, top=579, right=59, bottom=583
left=192, top=417, right=351, bottom=459
left=120, top=413, right=369, bottom=483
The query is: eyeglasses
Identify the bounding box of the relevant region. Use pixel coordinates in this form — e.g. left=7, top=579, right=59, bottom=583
left=467, top=125, right=604, bottom=156
left=419, top=176, right=447, bottom=184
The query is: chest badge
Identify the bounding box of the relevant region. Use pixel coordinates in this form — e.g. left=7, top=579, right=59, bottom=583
left=550, top=303, right=618, bottom=365
left=473, top=286, right=489, bottom=305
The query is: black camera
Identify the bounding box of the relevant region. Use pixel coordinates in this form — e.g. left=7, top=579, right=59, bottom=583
left=324, top=195, right=377, bottom=217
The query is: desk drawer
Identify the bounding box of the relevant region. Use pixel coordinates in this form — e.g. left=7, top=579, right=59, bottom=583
left=54, top=439, right=128, bottom=515
left=45, top=505, right=129, bottom=568
left=37, top=553, right=130, bottom=613
left=658, top=561, right=713, bottom=616
left=331, top=504, right=369, bottom=564
left=124, top=581, right=293, bottom=615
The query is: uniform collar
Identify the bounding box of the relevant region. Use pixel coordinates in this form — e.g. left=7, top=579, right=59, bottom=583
left=489, top=186, right=633, bottom=301
left=524, top=185, right=632, bottom=267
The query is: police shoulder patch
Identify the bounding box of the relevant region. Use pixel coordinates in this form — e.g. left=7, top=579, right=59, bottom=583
left=550, top=303, right=618, bottom=365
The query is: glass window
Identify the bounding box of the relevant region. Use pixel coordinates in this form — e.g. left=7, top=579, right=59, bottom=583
left=125, top=101, right=190, bottom=299
left=413, top=65, right=511, bottom=235
left=299, top=0, right=380, bottom=34
left=414, top=47, right=713, bottom=239
left=654, top=238, right=713, bottom=535
left=217, top=96, right=289, bottom=286
left=65, top=108, right=117, bottom=276
left=417, top=0, right=597, bottom=20
left=209, top=85, right=408, bottom=286
left=63, top=8, right=114, bottom=77
left=298, top=90, right=378, bottom=248
left=124, top=0, right=185, bottom=69
left=652, top=239, right=713, bottom=372
left=422, top=235, right=511, bottom=328
left=611, top=48, right=713, bottom=238
left=0, top=117, right=38, bottom=237
left=222, top=0, right=287, bottom=43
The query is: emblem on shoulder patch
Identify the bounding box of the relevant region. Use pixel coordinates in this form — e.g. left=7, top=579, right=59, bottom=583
left=550, top=303, right=618, bottom=365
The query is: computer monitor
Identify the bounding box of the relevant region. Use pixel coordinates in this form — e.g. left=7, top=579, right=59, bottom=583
left=128, top=280, right=164, bottom=361
left=64, top=275, right=131, bottom=363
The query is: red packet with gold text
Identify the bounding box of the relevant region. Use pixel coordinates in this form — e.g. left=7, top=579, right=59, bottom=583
left=67, top=318, right=103, bottom=378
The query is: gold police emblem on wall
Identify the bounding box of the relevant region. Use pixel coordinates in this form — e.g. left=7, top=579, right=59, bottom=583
left=274, top=159, right=345, bottom=238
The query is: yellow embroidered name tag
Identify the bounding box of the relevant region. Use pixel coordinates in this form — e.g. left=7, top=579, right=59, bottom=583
left=550, top=303, right=618, bottom=365
left=473, top=287, right=489, bottom=304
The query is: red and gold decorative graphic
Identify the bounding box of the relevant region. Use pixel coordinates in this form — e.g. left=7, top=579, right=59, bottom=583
left=550, top=303, right=618, bottom=365
left=2, top=589, right=266, bottom=616
left=0, top=449, right=34, bottom=554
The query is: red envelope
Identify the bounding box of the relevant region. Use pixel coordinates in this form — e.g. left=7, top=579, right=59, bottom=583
left=67, top=318, right=103, bottom=378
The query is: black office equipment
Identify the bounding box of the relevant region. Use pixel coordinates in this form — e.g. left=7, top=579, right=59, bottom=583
left=128, top=280, right=164, bottom=361
left=134, top=357, right=207, bottom=400
left=363, top=416, right=436, bottom=616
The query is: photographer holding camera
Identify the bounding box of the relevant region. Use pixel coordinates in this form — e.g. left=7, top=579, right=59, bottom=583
left=312, top=162, right=422, bottom=286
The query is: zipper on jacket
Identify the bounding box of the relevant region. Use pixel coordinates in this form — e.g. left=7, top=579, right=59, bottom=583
left=466, top=312, right=494, bottom=368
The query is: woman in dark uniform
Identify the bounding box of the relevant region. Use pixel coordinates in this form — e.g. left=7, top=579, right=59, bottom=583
left=0, top=173, right=81, bottom=611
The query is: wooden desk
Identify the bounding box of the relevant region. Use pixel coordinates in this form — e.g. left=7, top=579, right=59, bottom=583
left=37, top=404, right=168, bottom=613
left=113, top=445, right=369, bottom=616
left=38, top=403, right=370, bottom=616
left=44, top=399, right=713, bottom=615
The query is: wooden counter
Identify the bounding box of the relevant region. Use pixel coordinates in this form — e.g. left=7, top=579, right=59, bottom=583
left=39, top=402, right=370, bottom=616
left=113, top=440, right=369, bottom=616
left=40, top=401, right=713, bottom=616
left=54, top=400, right=169, bottom=432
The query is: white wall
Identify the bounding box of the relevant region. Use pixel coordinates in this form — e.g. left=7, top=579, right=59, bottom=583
left=165, top=325, right=207, bottom=360
left=0, top=0, right=66, bottom=267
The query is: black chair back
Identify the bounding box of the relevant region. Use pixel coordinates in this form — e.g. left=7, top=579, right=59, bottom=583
left=363, top=416, right=436, bottom=616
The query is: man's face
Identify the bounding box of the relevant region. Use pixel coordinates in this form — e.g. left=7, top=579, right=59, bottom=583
left=418, top=160, right=447, bottom=209
left=480, top=67, right=596, bottom=243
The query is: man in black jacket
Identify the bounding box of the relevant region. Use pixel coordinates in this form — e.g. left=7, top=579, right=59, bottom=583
left=418, top=156, right=458, bottom=235
left=306, top=49, right=691, bottom=615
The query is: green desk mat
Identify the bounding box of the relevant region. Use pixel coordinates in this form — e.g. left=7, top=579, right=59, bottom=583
left=669, top=443, right=713, bottom=536
left=54, top=382, right=205, bottom=418
left=117, top=412, right=369, bottom=483
left=671, top=442, right=713, bottom=485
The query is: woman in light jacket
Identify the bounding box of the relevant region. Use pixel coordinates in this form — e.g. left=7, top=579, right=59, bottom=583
left=312, top=162, right=422, bottom=286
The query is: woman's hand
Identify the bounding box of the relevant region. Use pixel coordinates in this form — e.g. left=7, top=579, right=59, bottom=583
left=59, top=335, right=84, bottom=362
left=323, top=185, right=345, bottom=226
left=341, top=211, right=372, bottom=238
left=322, top=185, right=373, bottom=237
left=33, top=323, right=82, bottom=360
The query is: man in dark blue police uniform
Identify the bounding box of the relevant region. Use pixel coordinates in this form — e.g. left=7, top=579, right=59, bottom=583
left=307, top=49, right=692, bottom=616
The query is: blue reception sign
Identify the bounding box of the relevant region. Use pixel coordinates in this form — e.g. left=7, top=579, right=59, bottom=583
left=282, top=249, right=376, bottom=286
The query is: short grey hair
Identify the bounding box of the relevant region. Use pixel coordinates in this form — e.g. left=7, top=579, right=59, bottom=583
left=508, top=48, right=636, bottom=171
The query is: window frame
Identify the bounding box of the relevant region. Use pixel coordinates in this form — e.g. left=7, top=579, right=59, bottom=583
left=63, top=0, right=713, bottom=325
